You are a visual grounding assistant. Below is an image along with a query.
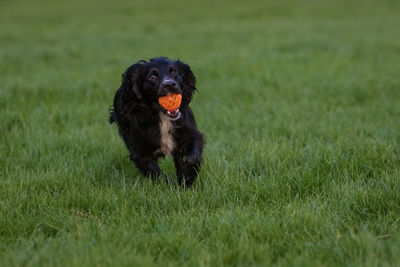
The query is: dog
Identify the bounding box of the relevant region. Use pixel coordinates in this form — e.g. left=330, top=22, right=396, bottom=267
left=109, top=57, right=204, bottom=186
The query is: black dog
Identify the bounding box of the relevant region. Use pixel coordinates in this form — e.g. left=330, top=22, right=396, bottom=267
left=109, top=57, right=204, bottom=186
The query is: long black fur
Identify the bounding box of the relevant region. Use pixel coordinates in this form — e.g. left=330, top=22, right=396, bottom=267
left=109, top=57, right=204, bottom=186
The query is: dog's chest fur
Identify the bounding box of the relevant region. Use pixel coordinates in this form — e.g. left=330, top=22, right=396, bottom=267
left=158, top=113, right=176, bottom=155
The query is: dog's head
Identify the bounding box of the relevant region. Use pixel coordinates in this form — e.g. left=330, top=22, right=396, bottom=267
left=120, top=57, right=196, bottom=120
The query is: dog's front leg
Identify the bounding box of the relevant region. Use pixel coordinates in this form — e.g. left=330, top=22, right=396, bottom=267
left=132, top=157, right=163, bottom=180
left=181, top=134, right=204, bottom=187
left=173, top=152, right=184, bottom=185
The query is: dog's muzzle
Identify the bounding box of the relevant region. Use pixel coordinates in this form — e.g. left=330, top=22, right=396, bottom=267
left=159, top=80, right=182, bottom=121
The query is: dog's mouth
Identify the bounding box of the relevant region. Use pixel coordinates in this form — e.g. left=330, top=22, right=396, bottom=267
left=160, top=107, right=181, bottom=121
left=165, top=109, right=181, bottom=121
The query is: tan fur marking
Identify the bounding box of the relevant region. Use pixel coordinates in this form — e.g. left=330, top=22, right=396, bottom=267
left=159, top=113, right=176, bottom=155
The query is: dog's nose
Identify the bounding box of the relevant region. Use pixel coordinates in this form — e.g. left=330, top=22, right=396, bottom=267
left=161, top=80, right=178, bottom=91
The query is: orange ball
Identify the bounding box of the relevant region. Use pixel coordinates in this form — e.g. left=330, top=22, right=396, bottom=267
left=158, top=93, right=182, bottom=111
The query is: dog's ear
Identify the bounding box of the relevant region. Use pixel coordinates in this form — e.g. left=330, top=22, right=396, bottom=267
left=121, top=61, right=147, bottom=100
left=111, top=61, right=147, bottom=122
left=176, top=60, right=196, bottom=107
left=176, top=60, right=196, bottom=91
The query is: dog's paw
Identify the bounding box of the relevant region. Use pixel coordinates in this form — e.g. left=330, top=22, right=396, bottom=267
left=181, top=162, right=201, bottom=187
left=185, top=152, right=202, bottom=166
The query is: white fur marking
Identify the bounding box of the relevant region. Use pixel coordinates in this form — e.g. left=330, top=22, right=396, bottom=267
left=159, top=112, right=176, bottom=155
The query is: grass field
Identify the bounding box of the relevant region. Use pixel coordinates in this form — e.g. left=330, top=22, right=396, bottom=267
left=1, top=0, right=400, bottom=265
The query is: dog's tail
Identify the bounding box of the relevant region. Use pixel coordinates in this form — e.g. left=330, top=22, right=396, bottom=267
left=109, top=106, right=116, bottom=124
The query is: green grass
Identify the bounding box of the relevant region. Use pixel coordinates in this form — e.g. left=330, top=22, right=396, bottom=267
left=1, top=0, right=400, bottom=265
